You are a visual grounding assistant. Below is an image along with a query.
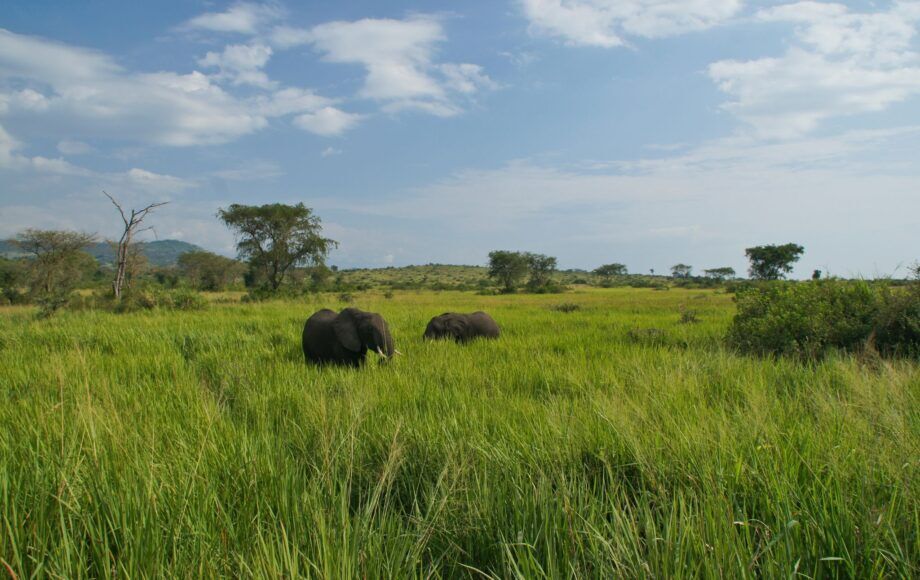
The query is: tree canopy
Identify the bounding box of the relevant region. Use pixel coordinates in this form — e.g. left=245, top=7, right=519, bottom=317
left=594, top=263, right=628, bottom=278
left=177, top=251, right=246, bottom=291
left=670, top=264, right=692, bottom=279
left=525, top=252, right=557, bottom=291
left=15, top=229, right=97, bottom=297
left=704, top=267, right=735, bottom=281
left=745, top=243, right=804, bottom=280
left=488, top=251, right=530, bottom=293
left=217, top=203, right=337, bottom=291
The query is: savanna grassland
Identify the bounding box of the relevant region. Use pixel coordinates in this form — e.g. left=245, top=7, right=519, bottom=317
left=0, top=288, right=917, bottom=578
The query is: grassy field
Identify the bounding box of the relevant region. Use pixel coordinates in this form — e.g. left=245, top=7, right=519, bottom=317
left=0, top=288, right=917, bottom=577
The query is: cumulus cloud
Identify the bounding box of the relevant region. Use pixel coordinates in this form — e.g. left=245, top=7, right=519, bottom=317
left=182, top=1, right=283, bottom=35
left=272, top=16, right=496, bottom=116
left=293, top=107, right=363, bottom=136
left=198, top=43, right=276, bottom=88
left=520, top=0, right=741, bottom=47
left=709, top=1, right=920, bottom=138
left=0, top=28, right=361, bottom=144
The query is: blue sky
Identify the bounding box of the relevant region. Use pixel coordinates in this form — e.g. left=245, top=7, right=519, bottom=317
left=1, top=1, right=918, bottom=277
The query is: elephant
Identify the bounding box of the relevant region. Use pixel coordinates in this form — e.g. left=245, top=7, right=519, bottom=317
left=423, top=311, right=500, bottom=343
left=302, top=308, right=396, bottom=366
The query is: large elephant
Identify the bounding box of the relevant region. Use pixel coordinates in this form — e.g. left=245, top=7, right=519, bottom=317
left=423, top=311, right=500, bottom=343
left=302, top=308, right=396, bottom=366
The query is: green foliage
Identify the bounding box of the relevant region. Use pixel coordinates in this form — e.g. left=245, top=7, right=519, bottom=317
left=745, top=243, right=805, bottom=280
left=727, top=279, right=920, bottom=357
left=177, top=250, right=246, bottom=291
left=594, top=263, right=627, bottom=278
left=524, top=252, right=558, bottom=292
left=704, top=267, right=735, bottom=281
left=487, top=250, right=530, bottom=293
left=670, top=263, right=692, bottom=278
left=0, top=257, right=28, bottom=305
left=92, top=287, right=209, bottom=313
left=15, top=229, right=98, bottom=299
left=0, top=289, right=916, bottom=576
left=218, top=203, right=337, bottom=292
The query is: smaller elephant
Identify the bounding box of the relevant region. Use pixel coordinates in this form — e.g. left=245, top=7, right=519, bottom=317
left=423, top=311, right=500, bottom=343
left=302, top=307, right=397, bottom=366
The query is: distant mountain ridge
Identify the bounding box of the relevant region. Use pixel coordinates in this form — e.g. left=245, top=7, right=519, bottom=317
left=0, top=239, right=203, bottom=267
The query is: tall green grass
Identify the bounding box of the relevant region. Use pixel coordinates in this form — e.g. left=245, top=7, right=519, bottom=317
left=0, top=289, right=916, bottom=577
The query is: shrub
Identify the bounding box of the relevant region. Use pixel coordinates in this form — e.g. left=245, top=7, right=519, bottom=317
left=338, top=292, right=355, bottom=304
left=727, top=280, right=919, bottom=358
left=678, top=308, right=700, bottom=324
left=551, top=303, right=580, bottom=313
left=873, top=284, right=920, bottom=356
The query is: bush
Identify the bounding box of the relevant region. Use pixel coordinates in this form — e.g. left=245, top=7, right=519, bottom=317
left=727, top=280, right=919, bottom=358
left=678, top=308, right=700, bottom=324
left=551, top=303, right=580, bottom=313
left=874, top=284, right=920, bottom=356
left=101, top=287, right=208, bottom=313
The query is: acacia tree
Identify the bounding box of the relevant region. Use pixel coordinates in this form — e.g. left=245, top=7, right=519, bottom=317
left=177, top=251, right=246, bottom=291
left=671, top=263, right=692, bottom=279
left=488, top=250, right=530, bottom=293
left=15, top=229, right=97, bottom=298
left=703, top=267, right=736, bottom=281
left=745, top=243, right=804, bottom=280
left=525, top=252, right=558, bottom=291
left=594, top=263, right=627, bottom=281
left=217, top=203, right=337, bottom=292
left=104, top=192, right=167, bottom=298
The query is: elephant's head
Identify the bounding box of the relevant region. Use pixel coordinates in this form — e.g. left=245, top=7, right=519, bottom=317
left=334, top=308, right=395, bottom=359
left=423, top=313, right=468, bottom=341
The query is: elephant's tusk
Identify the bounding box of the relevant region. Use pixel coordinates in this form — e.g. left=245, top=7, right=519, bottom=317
left=394, top=349, right=404, bottom=356
left=376, top=346, right=386, bottom=357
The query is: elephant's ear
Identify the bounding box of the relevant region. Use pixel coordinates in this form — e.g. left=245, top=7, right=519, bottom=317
left=447, top=317, right=469, bottom=336
left=333, top=310, right=363, bottom=352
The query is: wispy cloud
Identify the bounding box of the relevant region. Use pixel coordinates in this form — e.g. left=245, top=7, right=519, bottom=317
left=520, top=0, right=742, bottom=47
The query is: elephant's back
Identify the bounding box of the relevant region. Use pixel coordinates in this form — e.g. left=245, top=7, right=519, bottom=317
left=303, top=309, right=338, bottom=361
left=470, top=311, right=500, bottom=337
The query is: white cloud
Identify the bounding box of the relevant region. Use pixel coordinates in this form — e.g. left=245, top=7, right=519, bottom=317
left=321, top=146, right=342, bottom=157
left=439, top=63, right=499, bottom=94
left=520, top=0, right=742, bottom=47
left=0, top=29, right=361, bottom=145
left=307, top=17, right=446, bottom=101
left=182, top=2, right=283, bottom=35
left=254, top=87, right=334, bottom=116
left=277, top=16, right=495, bottom=116
left=709, top=1, right=920, bottom=138
left=293, top=107, right=363, bottom=136
left=198, top=43, right=276, bottom=88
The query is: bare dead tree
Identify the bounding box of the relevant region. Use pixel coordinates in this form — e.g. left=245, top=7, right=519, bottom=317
left=104, top=191, right=168, bottom=298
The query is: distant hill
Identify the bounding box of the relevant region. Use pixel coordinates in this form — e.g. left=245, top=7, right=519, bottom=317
left=0, top=239, right=203, bottom=267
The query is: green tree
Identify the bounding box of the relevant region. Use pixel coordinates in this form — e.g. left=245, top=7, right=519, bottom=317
left=488, top=250, right=530, bottom=293
left=745, top=243, right=804, bottom=280
left=177, top=251, right=247, bottom=291
left=670, top=263, right=692, bottom=279
left=15, top=229, right=97, bottom=298
left=703, top=267, right=735, bottom=281
left=525, top=252, right=558, bottom=291
left=217, top=203, right=337, bottom=292
left=0, top=257, right=27, bottom=304
left=594, top=263, right=628, bottom=280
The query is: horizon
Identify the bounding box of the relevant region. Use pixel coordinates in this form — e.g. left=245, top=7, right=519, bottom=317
left=1, top=1, right=918, bottom=278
